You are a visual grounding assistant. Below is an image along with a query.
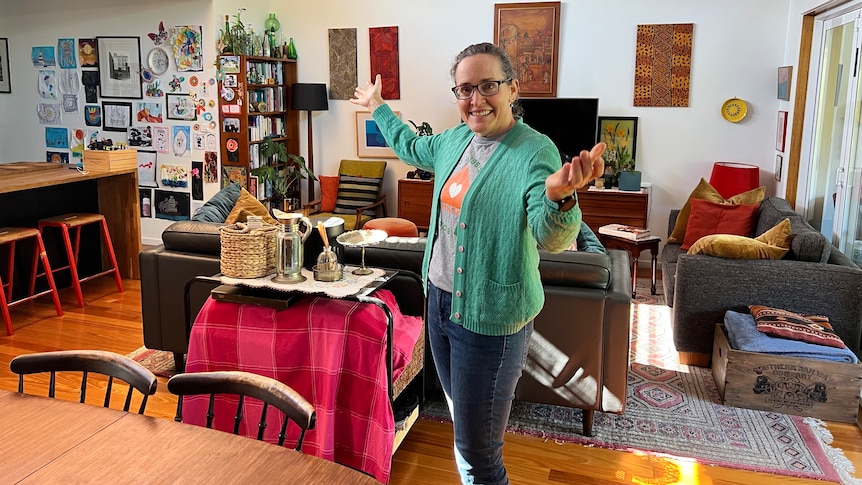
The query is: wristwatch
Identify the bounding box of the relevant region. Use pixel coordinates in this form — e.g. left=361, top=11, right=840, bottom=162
left=556, top=194, right=577, bottom=212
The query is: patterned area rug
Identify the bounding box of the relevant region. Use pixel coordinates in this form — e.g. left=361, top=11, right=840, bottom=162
left=420, top=279, right=858, bottom=484
left=129, top=279, right=859, bottom=483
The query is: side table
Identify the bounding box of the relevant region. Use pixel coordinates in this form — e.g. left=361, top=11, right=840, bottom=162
left=598, top=235, right=661, bottom=298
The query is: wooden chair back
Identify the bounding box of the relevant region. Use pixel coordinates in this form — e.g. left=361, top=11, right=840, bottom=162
left=167, top=371, right=317, bottom=451
left=303, top=159, right=389, bottom=230
left=9, top=350, right=158, bottom=414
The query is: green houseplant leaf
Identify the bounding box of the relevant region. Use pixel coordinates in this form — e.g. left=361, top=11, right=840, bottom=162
left=250, top=137, right=316, bottom=200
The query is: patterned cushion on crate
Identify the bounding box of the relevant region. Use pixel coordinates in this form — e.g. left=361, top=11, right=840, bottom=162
left=749, top=304, right=846, bottom=349
left=334, top=175, right=383, bottom=216
left=192, top=183, right=241, bottom=222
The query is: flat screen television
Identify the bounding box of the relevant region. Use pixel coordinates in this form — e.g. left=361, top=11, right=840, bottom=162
left=519, top=98, right=599, bottom=163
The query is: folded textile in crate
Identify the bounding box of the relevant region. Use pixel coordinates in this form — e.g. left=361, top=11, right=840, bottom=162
left=724, top=310, right=859, bottom=363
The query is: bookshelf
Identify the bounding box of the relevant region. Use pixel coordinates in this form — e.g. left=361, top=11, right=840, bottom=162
left=218, top=55, right=300, bottom=205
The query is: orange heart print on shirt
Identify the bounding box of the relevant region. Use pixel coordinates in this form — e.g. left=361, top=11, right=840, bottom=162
left=440, top=166, right=470, bottom=216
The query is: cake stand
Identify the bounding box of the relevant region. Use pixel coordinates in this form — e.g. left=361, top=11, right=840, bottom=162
left=336, top=229, right=387, bottom=275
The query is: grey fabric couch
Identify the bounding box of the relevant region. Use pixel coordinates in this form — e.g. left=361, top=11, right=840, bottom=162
left=140, top=222, right=633, bottom=436
left=660, top=196, right=862, bottom=364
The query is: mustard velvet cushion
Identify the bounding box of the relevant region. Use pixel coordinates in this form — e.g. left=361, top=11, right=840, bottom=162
left=225, top=188, right=276, bottom=224
left=688, top=218, right=792, bottom=259
left=667, top=178, right=766, bottom=244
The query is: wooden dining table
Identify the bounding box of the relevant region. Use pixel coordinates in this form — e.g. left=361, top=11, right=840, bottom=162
left=0, top=390, right=379, bottom=483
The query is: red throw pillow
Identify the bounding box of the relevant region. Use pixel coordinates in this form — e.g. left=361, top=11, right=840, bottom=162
left=681, top=198, right=759, bottom=250
left=749, top=305, right=846, bottom=348
left=320, top=175, right=339, bottom=212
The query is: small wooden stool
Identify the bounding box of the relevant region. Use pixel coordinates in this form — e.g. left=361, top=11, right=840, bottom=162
left=0, top=227, right=64, bottom=335
left=362, top=217, right=419, bottom=237
left=599, top=234, right=661, bottom=299
left=38, top=213, right=123, bottom=308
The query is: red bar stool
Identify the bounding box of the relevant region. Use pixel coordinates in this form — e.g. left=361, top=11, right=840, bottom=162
left=37, top=213, right=123, bottom=308
left=0, top=227, right=64, bottom=335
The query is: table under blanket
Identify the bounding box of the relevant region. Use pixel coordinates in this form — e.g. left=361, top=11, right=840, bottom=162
left=184, top=289, right=422, bottom=483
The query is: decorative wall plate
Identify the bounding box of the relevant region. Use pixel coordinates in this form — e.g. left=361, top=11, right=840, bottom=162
left=147, top=47, right=169, bottom=75
left=721, top=98, right=748, bottom=123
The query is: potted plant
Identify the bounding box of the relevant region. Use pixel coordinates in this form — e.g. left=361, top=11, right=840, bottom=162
left=250, top=136, right=316, bottom=211
left=408, top=120, right=433, bottom=180
left=617, top=163, right=642, bottom=192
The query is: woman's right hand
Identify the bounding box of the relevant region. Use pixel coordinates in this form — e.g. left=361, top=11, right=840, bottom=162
left=350, top=74, right=385, bottom=112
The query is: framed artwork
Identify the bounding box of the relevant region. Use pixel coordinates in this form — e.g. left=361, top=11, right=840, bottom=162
left=97, top=36, right=142, bottom=99
left=47, top=151, right=69, bottom=164
left=597, top=116, right=639, bottom=172
left=493, top=2, right=561, bottom=98
left=355, top=110, right=400, bottom=158
left=137, top=150, right=158, bottom=187
left=139, top=188, right=153, bottom=218
left=79, top=38, right=98, bottom=67
left=776, top=110, right=788, bottom=152
left=775, top=154, right=783, bottom=182
left=777, top=66, right=792, bottom=101
left=154, top=189, right=191, bottom=221
left=58, top=38, right=77, bottom=69
left=166, top=93, right=196, bottom=120
left=102, top=101, right=132, bottom=132
left=0, top=38, right=10, bottom=93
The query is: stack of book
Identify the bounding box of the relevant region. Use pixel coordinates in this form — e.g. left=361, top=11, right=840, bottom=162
left=598, top=223, right=652, bottom=241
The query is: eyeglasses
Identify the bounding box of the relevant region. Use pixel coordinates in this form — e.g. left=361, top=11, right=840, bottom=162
left=451, top=79, right=512, bottom=99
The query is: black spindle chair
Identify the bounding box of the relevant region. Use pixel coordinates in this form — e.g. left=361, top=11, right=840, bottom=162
left=167, top=371, right=316, bottom=451
left=9, top=350, right=158, bottom=414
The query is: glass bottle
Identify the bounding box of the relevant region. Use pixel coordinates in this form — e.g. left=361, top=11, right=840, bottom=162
left=287, top=38, right=297, bottom=59
left=222, top=15, right=233, bottom=54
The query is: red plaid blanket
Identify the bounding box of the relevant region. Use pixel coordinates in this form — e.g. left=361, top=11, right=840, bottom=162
left=184, top=289, right=422, bottom=483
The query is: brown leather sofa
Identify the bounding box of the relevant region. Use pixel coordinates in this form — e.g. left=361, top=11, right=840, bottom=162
left=140, top=223, right=632, bottom=436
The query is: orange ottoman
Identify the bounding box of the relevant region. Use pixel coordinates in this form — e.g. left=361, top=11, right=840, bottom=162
left=363, top=217, right=419, bottom=237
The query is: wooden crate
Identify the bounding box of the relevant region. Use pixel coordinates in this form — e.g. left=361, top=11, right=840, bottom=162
left=712, top=324, right=862, bottom=423
left=83, top=149, right=137, bottom=173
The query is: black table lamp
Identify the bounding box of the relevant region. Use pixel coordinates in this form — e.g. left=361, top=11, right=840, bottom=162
left=290, top=83, right=329, bottom=199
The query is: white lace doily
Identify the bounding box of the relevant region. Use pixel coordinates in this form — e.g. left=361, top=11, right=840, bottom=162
left=220, top=266, right=385, bottom=298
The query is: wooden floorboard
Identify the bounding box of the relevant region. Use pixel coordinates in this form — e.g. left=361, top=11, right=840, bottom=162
left=0, top=276, right=859, bottom=484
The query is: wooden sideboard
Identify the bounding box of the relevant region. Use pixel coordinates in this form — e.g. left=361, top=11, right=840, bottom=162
left=576, top=187, right=649, bottom=230
left=397, top=178, right=434, bottom=231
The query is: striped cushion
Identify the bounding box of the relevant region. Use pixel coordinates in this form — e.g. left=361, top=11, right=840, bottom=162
left=334, top=175, right=382, bottom=216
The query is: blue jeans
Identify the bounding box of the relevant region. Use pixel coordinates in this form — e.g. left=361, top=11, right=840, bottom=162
left=427, top=282, right=533, bottom=485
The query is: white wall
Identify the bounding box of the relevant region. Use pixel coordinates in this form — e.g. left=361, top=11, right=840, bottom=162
left=0, top=0, right=797, bottom=246
left=0, top=0, right=218, bottom=245
left=276, top=0, right=792, bottom=238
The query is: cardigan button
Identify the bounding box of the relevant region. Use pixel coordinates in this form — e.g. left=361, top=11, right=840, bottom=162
left=460, top=222, right=467, bottom=229
left=456, top=267, right=463, bottom=274
left=458, top=246, right=464, bottom=252
left=455, top=290, right=462, bottom=297
left=454, top=312, right=461, bottom=319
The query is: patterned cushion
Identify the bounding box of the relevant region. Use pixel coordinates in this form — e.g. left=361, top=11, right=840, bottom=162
left=749, top=304, right=846, bottom=349
left=334, top=175, right=382, bottom=216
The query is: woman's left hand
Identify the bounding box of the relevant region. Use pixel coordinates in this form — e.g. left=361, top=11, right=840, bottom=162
left=546, top=142, right=606, bottom=201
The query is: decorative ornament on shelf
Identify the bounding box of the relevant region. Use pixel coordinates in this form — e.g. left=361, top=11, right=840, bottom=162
left=218, top=8, right=253, bottom=56
left=264, top=13, right=281, bottom=55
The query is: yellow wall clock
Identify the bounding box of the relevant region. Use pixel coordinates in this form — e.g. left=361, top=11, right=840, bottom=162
left=721, top=98, right=748, bottom=123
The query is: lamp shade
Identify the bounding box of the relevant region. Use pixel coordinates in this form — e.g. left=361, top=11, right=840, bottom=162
left=709, top=162, right=760, bottom=198
left=290, top=83, right=329, bottom=111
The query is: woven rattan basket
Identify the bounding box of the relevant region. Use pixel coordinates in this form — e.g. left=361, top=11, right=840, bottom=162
left=219, top=223, right=277, bottom=278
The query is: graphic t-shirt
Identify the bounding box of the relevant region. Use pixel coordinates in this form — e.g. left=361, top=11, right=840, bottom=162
left=428, top=131, right=506, bottom=292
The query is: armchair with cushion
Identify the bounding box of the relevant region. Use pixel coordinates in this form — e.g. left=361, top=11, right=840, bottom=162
left=303, top=159, right=388, bottom=230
